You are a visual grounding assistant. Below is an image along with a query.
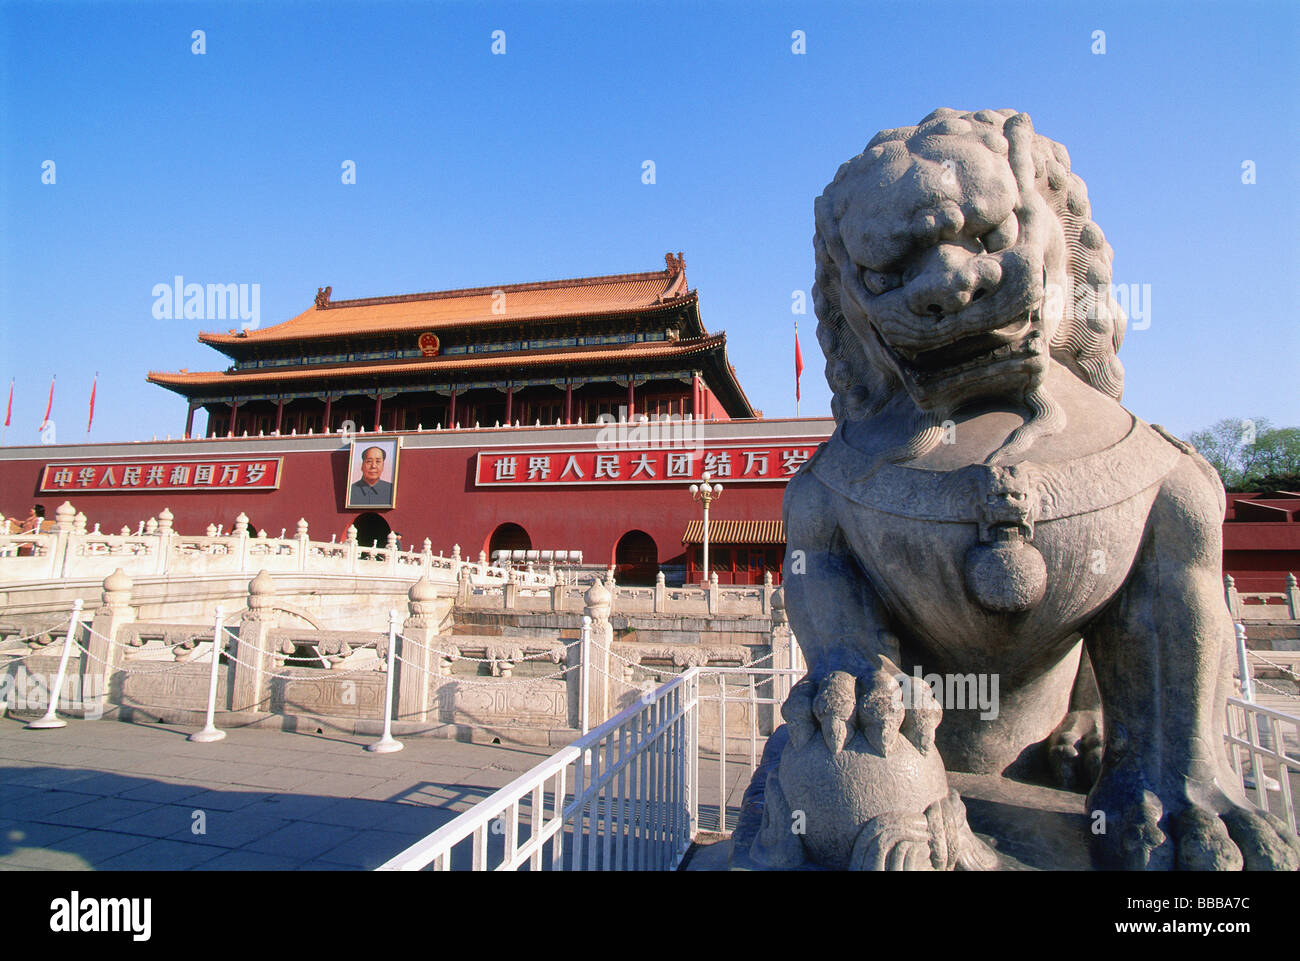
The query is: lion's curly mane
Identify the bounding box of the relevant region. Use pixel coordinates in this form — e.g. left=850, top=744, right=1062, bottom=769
left=815, top=108, right=1127, bottom=426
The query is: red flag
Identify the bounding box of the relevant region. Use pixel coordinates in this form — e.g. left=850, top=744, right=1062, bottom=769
left=87, top=373, right=97, bottom=435
left=39, top=376, right=54, bottom=430
left=795, top=327, right=805, bottom=402
left=3, top=379, right=11, bottom=428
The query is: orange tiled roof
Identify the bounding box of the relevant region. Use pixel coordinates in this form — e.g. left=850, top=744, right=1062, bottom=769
left=149, top=334, right=727, bottom=389
left=682, top=520, right=786, bottom=545
left=199, top=256, right=694, bottom=348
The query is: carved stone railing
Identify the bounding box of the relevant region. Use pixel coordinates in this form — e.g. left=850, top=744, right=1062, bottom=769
left=456, top=569, right=777, bottom=617
left=0, top=502, right=553, bottom=590
left=1225, top=574, right=1300, bottom=621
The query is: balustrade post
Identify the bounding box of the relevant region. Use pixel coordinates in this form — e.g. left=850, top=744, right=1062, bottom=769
left=230, top=570, right=278, bottom=713
left=707, top=571, right=720, bottom=615
left=397, top=577, right=438, bottom=723
left=84, top=569, right=135, bottom=718
left=582, top=578, right=614, bottom=728
left=386, top=531, right=399, bottom=574
left=503, top=570, right=518, bottom=609
left=1224, top=574, right=1242, bottom=620
left=1287, top=573, right=1300, bottom=620
left=235, top=512, right=251, bottom=572
left=51, top=501, right=75, bottom=579
left=345, top=524, right=358, bottom=574
left=767, top=585, right=794, bottom=726
left=155, top=508, right=174, bottom=575
left=296, top=518, right=310, bottom=572
left=654, top=570, right=666, bottom=613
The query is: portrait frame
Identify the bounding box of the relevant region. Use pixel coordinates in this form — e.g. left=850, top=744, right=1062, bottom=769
left=345, top=437, right=401, bottom=510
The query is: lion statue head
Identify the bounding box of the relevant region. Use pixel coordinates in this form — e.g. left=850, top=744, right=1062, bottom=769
left=815, top=109, right=1126, bottom=461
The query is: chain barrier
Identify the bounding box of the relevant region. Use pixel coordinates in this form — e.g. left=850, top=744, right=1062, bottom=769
left=392, top=630, right=579, bottom=664
left=1250, top=677, right=1300, bottom=701
left=1247, top=650, right=1300, bottom=682
left=389, top=647, right=577, bottom=688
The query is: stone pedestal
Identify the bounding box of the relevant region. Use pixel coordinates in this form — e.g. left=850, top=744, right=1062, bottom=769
left=695, top=771, right=1093, bottom=871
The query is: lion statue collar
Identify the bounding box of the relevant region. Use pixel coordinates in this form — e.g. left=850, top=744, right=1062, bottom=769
left=808, top=413, right=1184, bottom=527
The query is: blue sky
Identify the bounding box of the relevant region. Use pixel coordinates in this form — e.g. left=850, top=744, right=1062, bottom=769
left=2, top=0, right=1296, bottom=445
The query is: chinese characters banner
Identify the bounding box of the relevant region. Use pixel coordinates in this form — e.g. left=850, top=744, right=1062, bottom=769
left=40, top=459, right=283, bottom=493
left=475, top=445, right=816, bottom=486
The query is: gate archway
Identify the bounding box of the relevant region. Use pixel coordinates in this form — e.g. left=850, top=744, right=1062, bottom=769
left=614, top=530, right=658, bottom=585
left=352, top=512, right=392, bottom=548
left=488, top=522, right=532, bottom=562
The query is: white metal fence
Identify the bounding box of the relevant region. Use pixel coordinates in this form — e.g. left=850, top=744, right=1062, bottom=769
left=377, top=664, right=803, bottom=870
left=1225, top=697, right=1299, bottom=831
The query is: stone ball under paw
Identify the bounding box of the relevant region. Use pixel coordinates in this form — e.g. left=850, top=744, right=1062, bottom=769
left=778, top=725, right=949, bottom=869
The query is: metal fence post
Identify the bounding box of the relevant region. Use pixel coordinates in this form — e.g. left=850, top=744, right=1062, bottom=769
left=367, top=609, right=403, bottom=753
left=27, top=599, right=84, bottom=730
left=580, top=614, right=591, bottom=737
left=190, top=606, right=228, bottom=742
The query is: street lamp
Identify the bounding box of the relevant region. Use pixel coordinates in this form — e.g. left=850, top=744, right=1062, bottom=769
left=689, top=471, right=723, bottom=585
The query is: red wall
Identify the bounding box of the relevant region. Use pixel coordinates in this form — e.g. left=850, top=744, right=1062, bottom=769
left=0, top=442, right=792, bottom=572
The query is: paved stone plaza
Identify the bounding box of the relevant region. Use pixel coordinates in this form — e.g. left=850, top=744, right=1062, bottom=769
left=0, top=716, right=754, bottom=870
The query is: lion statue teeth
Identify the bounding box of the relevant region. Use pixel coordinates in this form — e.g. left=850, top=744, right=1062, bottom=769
left=745, top=108, right=1300, bottom=871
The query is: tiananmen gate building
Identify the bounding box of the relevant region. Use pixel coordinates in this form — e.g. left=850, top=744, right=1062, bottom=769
left=2, top=255, right=833, bottom=586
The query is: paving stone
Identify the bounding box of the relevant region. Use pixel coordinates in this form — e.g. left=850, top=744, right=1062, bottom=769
left=98, top=838, right=227, bottom=870
left=180, top=788, right=273, bottom=811
left=315, top=829, right=423, bottom=869
left=116, top=781, right=209, bottom=804
left=169, top=811, right=292, bottom=849
left=194, top=849, right=306, bottom=870
left=109, top=804, right=205, bottom=839
left=242, top=822, right=361, bottom=860
left=1, top=789, right=101, bottom=820
left=16, top=828, right=154, bottom=867
left=38, top=796, right=162, bottom=830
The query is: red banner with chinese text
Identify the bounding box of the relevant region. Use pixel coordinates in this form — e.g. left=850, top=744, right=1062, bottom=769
left=475, top=444, right=817, bottom=486
left=40, top=459, right=284, bottom=493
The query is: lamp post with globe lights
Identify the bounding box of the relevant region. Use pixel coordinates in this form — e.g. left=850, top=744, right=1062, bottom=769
left=689, top=472, right=723, bottom=585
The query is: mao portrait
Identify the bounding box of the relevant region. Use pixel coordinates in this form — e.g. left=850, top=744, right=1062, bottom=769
left=345, top=439, right=400, bottom=509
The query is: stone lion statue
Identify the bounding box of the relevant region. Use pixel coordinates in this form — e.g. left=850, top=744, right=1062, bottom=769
left=747, top=108, right=1300, bottom=870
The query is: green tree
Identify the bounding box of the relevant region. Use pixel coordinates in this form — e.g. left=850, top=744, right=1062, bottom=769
left=1186, top=417, right=1300, bottom=491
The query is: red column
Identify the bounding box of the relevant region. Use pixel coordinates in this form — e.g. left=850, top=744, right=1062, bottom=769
left=626, top=380, right=634, bottom=420
left=228, top=401, right=240, bottom=437
left=505, top=387, right=514, bottom=425
left=691, top=374, right=700, bottom=419
left=565, top=383, right=573, bottom=425
left=323, top=395, right=332, bottom=433
left=449, top=389, right=458, bottom=428
left=184, top=402, right=196, bottom=440
left=373, top=394, right=382, bottom=432
left=275, top=399, right=284, bottom=435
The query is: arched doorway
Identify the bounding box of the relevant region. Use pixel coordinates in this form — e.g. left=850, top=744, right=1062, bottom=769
left=488, top=522, right=532, bottom=562
left=615, top=530, right=658, bottom=585
left=353, top=512, right=392, bottom=549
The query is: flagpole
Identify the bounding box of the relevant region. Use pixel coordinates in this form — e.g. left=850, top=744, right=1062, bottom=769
left=794, top=320, right=800, bottom=418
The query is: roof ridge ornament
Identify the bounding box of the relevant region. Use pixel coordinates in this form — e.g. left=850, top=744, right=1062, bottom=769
left=664, top=251, right=685, bottom=274
left=315, top=286, right=332, bottom=309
